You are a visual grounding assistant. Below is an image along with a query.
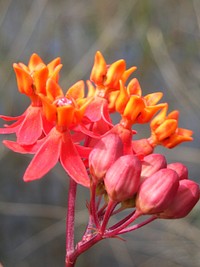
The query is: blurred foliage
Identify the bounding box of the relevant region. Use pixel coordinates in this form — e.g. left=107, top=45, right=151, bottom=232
left=0, top=0, right=200, bottom=266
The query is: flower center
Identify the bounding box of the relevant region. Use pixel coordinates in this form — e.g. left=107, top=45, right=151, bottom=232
left=54, top=97, right=73, bottom=107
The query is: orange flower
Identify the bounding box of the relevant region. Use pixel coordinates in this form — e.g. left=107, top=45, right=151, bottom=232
left=0, top=54, right=62, bottom=145
left=3, top=78, right=91, bottom=186
left=13, top=53, right=62, bottom=105
left=90, top=51, right=136, bottom=95
left=39, top=78, right=91, bottom=131
left=149, top=105, right=193, bottom=148
left=115, top=79, right=166, bottom=128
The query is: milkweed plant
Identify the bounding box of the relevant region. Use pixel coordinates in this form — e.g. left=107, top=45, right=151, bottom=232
left=0, top=52, right=199, bottom=266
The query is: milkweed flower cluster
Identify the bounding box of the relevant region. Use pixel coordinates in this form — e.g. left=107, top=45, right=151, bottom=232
left=0, top=52, right=199, bottom=267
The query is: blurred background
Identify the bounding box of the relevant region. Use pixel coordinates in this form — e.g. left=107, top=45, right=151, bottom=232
left=0, top=0, right=200, bottom=266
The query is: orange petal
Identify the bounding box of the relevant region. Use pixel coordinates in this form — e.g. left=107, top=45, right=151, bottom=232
left=162, top=129, right=193, bottom=148
left=150, top=104, right=168, bottom=130
left=46, top=79, right=64, bottom=101
left=127, top=78, right=142, bottom=96
left=154, top=119, right=178, bottom=141
left=66, top=80, right=85, bottom=100
left=39, top=94, right=57, bottom=123
left=107, top=90, right=119, bottom=112
left=33, top=66, right=48, bottom=95
left=47, top=58, right=62, bottom=82
left=123, top=95, right=145, bottom=122
left=90, top=51, right=107, bottom=85
left=144, top=92, right=163, bottom=105
left=105, top=59, right=126, bottom=89
left=167, top=110, right=179, bottom=120
left=57, top=105, right=75, bottom=128
left=13, top=64, right=33, bottom=95
left=115, top=80, right=129, bottom=114
left=121, top=66, right=137, bottom=84
left=47, top=57, right=61, bottom=73
left=86, top=80, right=96, bottom=97
left=136, top=103, right=166, bottom=123
left=28, top=53, right=44, bottom=71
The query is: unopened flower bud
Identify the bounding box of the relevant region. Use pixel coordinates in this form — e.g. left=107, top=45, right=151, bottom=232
left=136, top=168, right=179, bottom=214
left=104, top=155, right=141, bottom=202
left=141, top=154, right=167, bottom=181
left=89, top=133, right=123, bottom=183
left=167, top=162, right=188, bottom=180
left=158, top=179, right=200, bottom=219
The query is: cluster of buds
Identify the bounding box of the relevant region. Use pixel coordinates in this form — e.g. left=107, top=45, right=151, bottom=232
left=0, top=51, right=199, bottom=266
left=89, top=134, right=199, bottom=224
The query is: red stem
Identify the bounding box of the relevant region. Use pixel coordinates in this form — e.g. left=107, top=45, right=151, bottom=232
left=90, top=182, right=100, bottom=228
left=100, top=199, right=117, bottom=235
left=65, top=178, right=77, bottom=267
left=118, top=215, right=157, bottom=235
left=105, top=209, right=142, bottom=238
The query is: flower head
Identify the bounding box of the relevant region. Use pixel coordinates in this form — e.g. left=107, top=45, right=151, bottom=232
left=149, top=105, right=193, bottom=148
left=0, top=54, right=62, bottom=145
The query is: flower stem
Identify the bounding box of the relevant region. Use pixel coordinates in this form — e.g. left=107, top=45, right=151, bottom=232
left=65, top=178, right=77, bottom=267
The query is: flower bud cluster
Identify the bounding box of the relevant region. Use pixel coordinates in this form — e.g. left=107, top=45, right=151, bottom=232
left=136, top=158, right=199, bottom=219
left=89, top=133, right=200, bottom=220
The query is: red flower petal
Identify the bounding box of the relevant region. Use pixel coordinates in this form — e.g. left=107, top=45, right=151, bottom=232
left=17, top=106, right=43, bottom=145
left=0, top=115, right=25, bottom=134
left=60, top=131, right=90, bottom=187
left=23, top=128, right=62, bottom=181
left=3, top=138, right=44, bottom=154
left=85, top=98, right=107, bottom=122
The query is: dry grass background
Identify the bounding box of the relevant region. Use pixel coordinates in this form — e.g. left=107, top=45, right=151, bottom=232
left=0, top=0, right=200, bottom=266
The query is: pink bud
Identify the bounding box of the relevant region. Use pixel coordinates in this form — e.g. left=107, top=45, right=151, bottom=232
left=136, top=168, right=179, bottom=214
left=89, top=133, right=123, bottom=182
left=141, top=154, right=167, bottom=181
left=158, top=179, right=200, bottom=219
left=104, top=155, right=141, bottom=202
left=167, top=162, right=188, bottom=180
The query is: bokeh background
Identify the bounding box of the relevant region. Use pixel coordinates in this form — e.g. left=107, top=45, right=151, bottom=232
left=0, top=0, right=200, bottom=266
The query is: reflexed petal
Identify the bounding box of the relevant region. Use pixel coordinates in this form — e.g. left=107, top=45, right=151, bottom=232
left=85, top=97, right=107, bottom=122
left=0, top=114, right=25, bottom=121
left=0, top=117, right=24, bottom=134
left=17, top=106, right=43, bottom=145
left=23, top=128, right=62, bottom=181
left=60, top=131, right=90, bottom=187
left=3, top=139, right=44, bottom=154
